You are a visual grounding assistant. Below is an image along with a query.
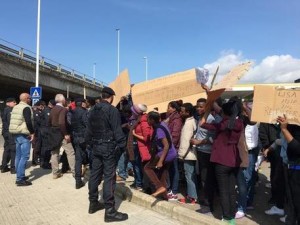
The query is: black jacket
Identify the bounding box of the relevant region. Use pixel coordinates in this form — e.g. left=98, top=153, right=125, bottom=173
left=85, top=101, right=126, bottom=150
left=259, top=123, right=280, bottom=149
left=1, top=106, right=13, bottom=136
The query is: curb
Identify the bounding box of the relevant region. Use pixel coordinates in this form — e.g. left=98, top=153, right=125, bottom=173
left=115, top=183, right=224, bottom=225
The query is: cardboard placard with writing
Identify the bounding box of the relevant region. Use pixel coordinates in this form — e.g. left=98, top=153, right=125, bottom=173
left=212, top=62, right=252, bottom=90
left=251, top=85, right=300, bottom=125
left=206, top=88, right=226, bottom=110
left=109, top=69, right=131, bottom=106
left=132, top=68, right=205, bottom=112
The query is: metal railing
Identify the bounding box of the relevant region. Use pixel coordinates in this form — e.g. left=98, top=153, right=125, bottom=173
left=0, top=38, right=107, bottom=88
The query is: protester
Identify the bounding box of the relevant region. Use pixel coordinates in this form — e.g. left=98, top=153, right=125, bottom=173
left=165, top=101, right=183, bottom=200
left=236, top=102, right=260, bottom=219
left=144, top=111, right=177, bottom=198
left=129, top=103, right=152, bottom=190
left=190, top=98, right=217, bottom=213
left=177, top=103, right=198, bottom=204
left=201, top=99, right=244, bottom=224
left=277, top=115, right=300, bottom=224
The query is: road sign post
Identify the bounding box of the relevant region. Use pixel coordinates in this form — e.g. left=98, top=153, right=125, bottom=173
left=30, top=87, right=42, bottom=106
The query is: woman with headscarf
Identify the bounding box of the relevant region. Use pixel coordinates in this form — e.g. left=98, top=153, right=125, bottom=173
left=127, top=104, right=152, bottom=190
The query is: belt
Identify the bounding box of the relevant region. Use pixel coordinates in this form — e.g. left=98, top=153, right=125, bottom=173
left=287, top=164, right=300, bottom=170
left=92, top=139, right=114, bottom=144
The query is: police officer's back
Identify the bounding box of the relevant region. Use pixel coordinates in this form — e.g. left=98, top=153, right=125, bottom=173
left=71, top=98, right=88, bottom=189
left=39, top=100, right=55, bottom=169
left=86, top=87, right=128, bottom=222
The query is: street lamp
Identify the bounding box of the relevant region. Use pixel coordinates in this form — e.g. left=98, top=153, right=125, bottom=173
left=35, top=0, right=41, bottom=87
left=116, top=28, right=120, bottom=76
left=93, top=63, right=96, bottom=80
left=143, top=56, right=148, bottom=81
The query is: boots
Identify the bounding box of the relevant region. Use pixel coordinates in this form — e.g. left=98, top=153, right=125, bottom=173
left=75, top=181, right=85, bottom=189
left=104, top=208, right=128, bottom=223
left=88, top=201, right=104, bottom=214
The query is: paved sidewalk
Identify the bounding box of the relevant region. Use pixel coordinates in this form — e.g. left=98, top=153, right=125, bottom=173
left=0, top=140, right=182, bottom=225
left=0, top=165, right=182, bottom=225
left=0, top=133, right=284, bottom=225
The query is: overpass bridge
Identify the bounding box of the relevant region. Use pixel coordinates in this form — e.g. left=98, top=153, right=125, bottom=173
left=0, top=39, right=106, bottom=105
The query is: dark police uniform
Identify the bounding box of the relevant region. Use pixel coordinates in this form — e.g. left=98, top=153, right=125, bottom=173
left=86, top=87, right=128, bottom=222
left=71, top=99, right=88, bottom=188
left=39, top=106, right=52, bottom=169
left=1, top=98, right=16, bottom=173
left=32, top=106, right=42, bottom=165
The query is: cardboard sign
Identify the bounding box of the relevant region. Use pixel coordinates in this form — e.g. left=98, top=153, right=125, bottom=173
left=212, top=62, right=252, bottom=90
left=251, top=85, right=300, bottom=125
left=109, top=69, right=131, bottom=106
left=132, top=68, right=206, bottom=112
left=206, top=88, right=226, bottom=109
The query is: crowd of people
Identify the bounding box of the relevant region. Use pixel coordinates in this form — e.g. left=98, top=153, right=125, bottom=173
left=1, top=85, right=299, bottom=225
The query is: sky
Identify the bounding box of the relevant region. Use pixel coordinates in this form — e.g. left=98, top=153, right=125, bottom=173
left=1, top=0, right=300, bottom=85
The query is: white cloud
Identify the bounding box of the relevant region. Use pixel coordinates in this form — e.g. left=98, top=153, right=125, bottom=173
left=203, top=51, right=300, bottom=84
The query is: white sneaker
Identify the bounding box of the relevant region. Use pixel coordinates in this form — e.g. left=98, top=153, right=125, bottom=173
left=265, top=206, right=285, bottom=216
left=235, top=211, right=245, bottom=219
left=279, top=215, right=286, bottom=223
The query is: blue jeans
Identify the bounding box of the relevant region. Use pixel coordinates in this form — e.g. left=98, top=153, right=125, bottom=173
left=183, top=160, right=198, bottom=199
left=117, top=152, right=128, bottom=180
left=131, top=144, right=143, bottom=187
left=14, top=134, right=31, bottom=182
left=237, top=147, right=259, bottom=212
left=168, top=158, right=179, bottom=194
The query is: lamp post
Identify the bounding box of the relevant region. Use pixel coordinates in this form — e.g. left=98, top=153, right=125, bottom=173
left=116, top=28, right=120, bottom=76
left=93, top=63, right=96, bottom=80
left=35, top=0, right=41, bottom=87
left=143, top=56, right=148, bottom=81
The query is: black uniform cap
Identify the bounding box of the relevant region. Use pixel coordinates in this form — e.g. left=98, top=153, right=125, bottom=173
left=6, top=97, right=16, bottom=103
left=75, top=97, right=86, bottom=104
left=49, top=99, right=56, bottom=106
left=101, top=87, right=115, bottom=96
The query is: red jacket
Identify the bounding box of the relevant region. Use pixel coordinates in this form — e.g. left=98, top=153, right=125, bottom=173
left=167, top=112, right=183, bottom=149
left=135, top=114, right=153, bottom=162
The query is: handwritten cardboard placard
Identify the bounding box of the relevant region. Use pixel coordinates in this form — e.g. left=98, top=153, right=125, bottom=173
left=206, top=88, right=226, bottom=110
left=212, top=62, right=252, bottom=90
left=109, top=69, right=131, bottom=106
left=132, top=68, right=205, bottom=112
left=251, top=85, right=300, bottom=125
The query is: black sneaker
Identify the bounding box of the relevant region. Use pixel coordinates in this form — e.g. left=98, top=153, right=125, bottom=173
left=16, top=180, right=32, bottom=186
left=10, top=168, right=16, bottom=174
left=75, top=181, right=85, bottom=189
left=88, top=201, right=105, bottom=214
left=1, top=167, right=10, bottom=173
left=104, top=208, right=128, bottom=222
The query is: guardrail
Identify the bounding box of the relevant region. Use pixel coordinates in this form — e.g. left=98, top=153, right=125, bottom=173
left=0, top=38, right=107, bottom=88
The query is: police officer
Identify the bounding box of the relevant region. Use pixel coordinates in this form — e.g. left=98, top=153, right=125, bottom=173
left=1, top=97, right=17, bottom=173
left=39, top=100, right=55, bottom=169
left=71, top=98, right=88, bottom=189
left=86, top=87, right=128, bottom=222
left=32, top=100, right=43, bottom=166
